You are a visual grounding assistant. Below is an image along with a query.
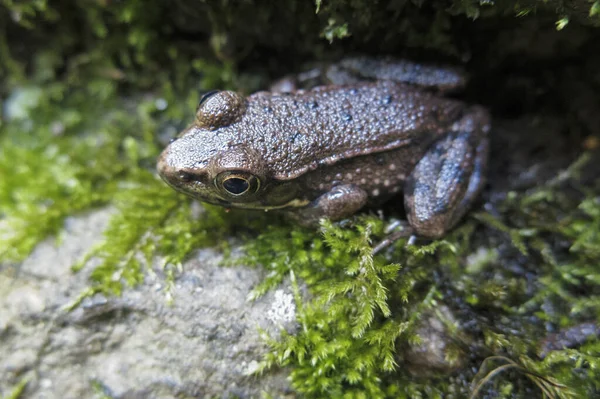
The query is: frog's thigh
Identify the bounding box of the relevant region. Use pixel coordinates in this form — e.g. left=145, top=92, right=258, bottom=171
left=334, top=57, right=466, bottom=91
left=289, top=184, right=368, bottom=227
left=404, top=132, right=489, bottom=238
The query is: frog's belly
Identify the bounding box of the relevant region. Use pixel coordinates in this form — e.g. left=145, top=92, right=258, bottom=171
left=300, top=145, right=427, bottom=204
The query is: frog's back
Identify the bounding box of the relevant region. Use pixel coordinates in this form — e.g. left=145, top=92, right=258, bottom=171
left=223, top=81, right=464, bottom=179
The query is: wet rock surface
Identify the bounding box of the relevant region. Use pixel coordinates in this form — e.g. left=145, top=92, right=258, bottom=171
left=0, top=208, right=294, bottom=398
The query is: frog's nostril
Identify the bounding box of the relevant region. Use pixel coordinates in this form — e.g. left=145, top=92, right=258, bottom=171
left=179, top=171, right=196, bottom=182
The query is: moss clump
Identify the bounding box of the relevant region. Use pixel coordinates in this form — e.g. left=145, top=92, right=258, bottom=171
left=0, top=3, right=235, bottom=263
left=236, top=153, right=600, bottom=398
left=0, top=88, right=140, bottom=261
left=0, top=376, right=28, bottom=399
left=244, top=219, right=474, bottom=397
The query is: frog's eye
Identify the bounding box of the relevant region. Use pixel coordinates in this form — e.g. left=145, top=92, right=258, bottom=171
left=195, top=91, right=246, bottom=130
left=216, top=171, right=260, bottom=197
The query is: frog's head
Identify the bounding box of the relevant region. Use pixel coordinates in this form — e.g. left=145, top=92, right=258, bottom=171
left=157, top=90, right=298, bottom=209
left=158, top=138, right=270, bottom=208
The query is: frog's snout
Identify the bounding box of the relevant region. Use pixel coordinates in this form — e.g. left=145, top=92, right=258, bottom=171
left=157, top=148, right=171, bottom=175
left=157, top=147, right=181, bottom=187
left=157, top=145, right=204, bottom=192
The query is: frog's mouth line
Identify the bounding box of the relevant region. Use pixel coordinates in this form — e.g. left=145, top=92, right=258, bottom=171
left=219, top=198, right=311, bottom=211
left=161, top=175, right=310, bottom=211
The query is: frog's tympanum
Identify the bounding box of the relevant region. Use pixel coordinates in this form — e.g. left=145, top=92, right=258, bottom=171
left=157, top=57, right=490, bottom=239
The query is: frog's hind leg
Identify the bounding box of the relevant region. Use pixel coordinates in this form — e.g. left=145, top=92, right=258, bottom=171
left=403, top=117, right=489, bottom=239
left=334, top=57, right=467, bottom=92
left=271, top=57, right=468, bottom=93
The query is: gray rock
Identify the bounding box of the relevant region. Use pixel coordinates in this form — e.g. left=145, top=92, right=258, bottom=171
left=403, top=306, right=469, bottom=376
left=0, top=208, right=294, bottom=398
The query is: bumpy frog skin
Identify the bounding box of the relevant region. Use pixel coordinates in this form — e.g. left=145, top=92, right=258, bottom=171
left=157, top=57, right=490, bottom=238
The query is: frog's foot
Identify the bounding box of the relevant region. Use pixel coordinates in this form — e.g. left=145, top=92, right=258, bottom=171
left=404, top=120, right=489, bottom=239
left=286, top=184, right=368, bottom=227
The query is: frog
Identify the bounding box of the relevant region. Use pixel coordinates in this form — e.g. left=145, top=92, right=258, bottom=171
left=157, top=57, right=491, bottom=240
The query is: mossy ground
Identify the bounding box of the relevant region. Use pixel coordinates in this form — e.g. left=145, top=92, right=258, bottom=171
left=1, top=1, right=600, bottom=398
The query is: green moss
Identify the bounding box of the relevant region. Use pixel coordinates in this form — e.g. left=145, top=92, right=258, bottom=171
left=0, top=90, right=127, bottom=261
left=0, top=376, right=28, bottom=399
left=90, top=380, right=116, bottom=399
left=321, top=18, right=351, bottom=43
left=245, top=222, right=459, bottom=397
left=0, top=5, right=235, bottom=262
left=592, top=1, right=600, bottom=18
left=236, top=152, right=600, bottom=398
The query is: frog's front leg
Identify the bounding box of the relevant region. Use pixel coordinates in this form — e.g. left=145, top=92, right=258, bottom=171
left=404, top=107, right=490, bottom=239
left=286, top=184, right=368, bottom=227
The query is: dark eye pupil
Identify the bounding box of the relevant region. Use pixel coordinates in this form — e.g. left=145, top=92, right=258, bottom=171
left=223, top=177, right=249, bottom=195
